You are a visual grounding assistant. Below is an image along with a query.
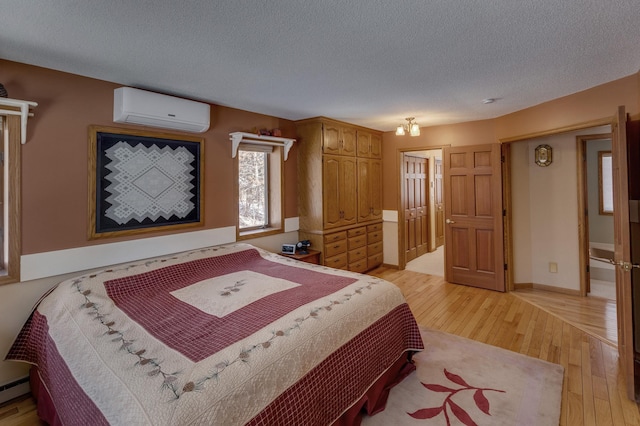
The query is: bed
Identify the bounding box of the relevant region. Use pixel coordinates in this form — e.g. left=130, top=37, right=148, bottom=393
left=6, top=243, right=423, bottom=425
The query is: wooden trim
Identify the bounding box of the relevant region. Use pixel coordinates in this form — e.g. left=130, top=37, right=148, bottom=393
left=237, top=226, right=284, bottom=241
left=502, top=143, right=514, bottom=291
left=515, top=282, right=581, bottom=296
left=513, top=283, right=533, bottom=289
left=397, top=149, right=406, bottom=270
left=235, top=145, right=285, bottom=241
left=576, top=133, right=612, bottom=297
left=396, top=145, right=449, bottom=271
left=2, top=116, right=21, bottom=284
left=532, top=284, right=581, bottom=297
left=577, top=137, right=589, bottom=297
left=498, top=117, right=612, bottom=143
left=293, top=116, right=383, bottom=135
left=381, top=263, right=399, bottom=270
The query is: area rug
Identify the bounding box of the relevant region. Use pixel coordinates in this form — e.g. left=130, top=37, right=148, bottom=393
left=362, top=328, right=564, bottom=426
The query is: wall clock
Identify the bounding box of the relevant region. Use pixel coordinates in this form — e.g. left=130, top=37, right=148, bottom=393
left=535, top=144, right=552, bottom=167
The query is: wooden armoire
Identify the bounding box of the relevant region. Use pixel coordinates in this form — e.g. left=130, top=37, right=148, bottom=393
left=295, top=117, right=383, bottom=272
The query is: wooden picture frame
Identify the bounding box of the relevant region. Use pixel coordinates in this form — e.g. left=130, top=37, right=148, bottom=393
left=534, top=144, right=552, bottom=167
left=88, top=125, right=204, bottom=239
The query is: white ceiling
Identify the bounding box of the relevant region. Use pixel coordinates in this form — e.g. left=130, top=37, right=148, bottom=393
left=2, top=1, right=640, bottom=131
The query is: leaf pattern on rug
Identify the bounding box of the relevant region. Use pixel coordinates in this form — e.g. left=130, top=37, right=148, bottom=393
left=408, top=368, right=505, bottom=425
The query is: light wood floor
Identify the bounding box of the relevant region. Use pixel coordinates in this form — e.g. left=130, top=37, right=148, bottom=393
left=0, top=268, right=637, bottom=425
left=369, top=267, right=640, bottom=426
left=513, top=287, right=618, bottom=347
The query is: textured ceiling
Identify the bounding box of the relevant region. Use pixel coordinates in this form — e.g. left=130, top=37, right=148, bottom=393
left=1, top=1, right=640, bottom=131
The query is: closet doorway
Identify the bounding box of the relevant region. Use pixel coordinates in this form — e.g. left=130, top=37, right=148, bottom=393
left=399, top=148, right=444, bottom=275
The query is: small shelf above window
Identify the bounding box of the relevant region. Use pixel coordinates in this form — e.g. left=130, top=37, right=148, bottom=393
left=229, top=132, right=296, bottom=161
left=0, top=97, right=38, bottom=144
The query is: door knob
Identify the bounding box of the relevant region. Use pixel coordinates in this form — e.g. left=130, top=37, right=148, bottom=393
left=446, top=218, right=455, bottom=224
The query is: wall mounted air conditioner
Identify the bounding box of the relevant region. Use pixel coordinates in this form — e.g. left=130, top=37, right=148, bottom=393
left=113, top=87, right=210, bottom=133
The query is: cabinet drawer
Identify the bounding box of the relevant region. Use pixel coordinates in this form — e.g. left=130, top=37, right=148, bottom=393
left=348, top=234, right=367, bottom=249
left=368, top=253, right=383, bottom=269
left=347, top=226, right=367, bottom=238
left=368, top=241, right=383, bottom=255
left=324, top=239, right=348, bottom=258
left=349, top=259, right=369, bottom=273
left=348, top=247, right=367, bottom=263
left=368, top=230, right=383, bottom=243
left=324, top=231, right=347, bottom=244
left=367, top=223, right=382, bottom=233
left=325, top=252, right=348, bottom=270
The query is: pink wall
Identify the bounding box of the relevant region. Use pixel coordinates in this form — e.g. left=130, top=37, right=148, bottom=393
left=1, top=60, right=298, bottom=255
left=3, top=59, right=638, bottom=252
left=382, top=72, right=639, bottom=210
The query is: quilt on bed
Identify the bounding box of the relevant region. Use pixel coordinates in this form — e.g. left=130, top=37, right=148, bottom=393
left=6, top=243, right=423, bottom=425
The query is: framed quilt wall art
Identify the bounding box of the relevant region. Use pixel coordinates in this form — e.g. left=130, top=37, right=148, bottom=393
left=88, top=126, right=204, bottom=239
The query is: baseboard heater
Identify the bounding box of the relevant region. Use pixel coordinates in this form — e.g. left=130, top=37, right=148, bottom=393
left=0, top=376, right=30, bottom=404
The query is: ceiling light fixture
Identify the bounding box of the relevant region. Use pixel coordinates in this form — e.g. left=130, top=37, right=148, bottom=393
left=482, top=98, right=496, bottom=104
left=396, top=117, right=421, bottom=137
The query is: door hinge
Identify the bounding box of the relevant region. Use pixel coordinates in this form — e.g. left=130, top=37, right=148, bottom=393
left=504, top=263, right=508, bottom=271
left=503, top=209, right=506, bottom=217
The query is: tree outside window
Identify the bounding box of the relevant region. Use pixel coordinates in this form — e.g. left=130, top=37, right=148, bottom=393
left=238, top=150, right=268, bottom=229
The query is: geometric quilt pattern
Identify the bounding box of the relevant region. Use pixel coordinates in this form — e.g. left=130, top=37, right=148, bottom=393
left=104, top=142, right=195, bottom=224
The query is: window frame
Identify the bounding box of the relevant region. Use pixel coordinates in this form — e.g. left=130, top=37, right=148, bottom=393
left=0, top=114, right=22, bottom=285
left=235, top=144, right=284, bottom=240
left=598, top=150, right=613, bottom=216
left=237, top=149, right=270, bottom=232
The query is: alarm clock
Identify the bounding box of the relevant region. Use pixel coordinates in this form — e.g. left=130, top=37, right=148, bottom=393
left=281, top=244, right=296, bottom=255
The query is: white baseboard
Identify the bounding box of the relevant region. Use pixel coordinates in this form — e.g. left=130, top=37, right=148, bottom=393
left=0, top=376, right=30, bottom=404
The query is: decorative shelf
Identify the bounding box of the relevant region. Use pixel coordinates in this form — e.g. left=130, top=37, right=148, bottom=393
left=0, top=97, right=38, bottom=144
left=229, top=132, right=296, bottom=161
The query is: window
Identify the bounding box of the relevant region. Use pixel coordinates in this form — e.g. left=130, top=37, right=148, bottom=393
left=238, top=150, right=269, bottom=229
left=236, top=144, right=283, bottom=238
left=599, top=151, right=613, bottom=215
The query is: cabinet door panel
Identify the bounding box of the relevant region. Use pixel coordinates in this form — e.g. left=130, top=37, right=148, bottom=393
left=323, top=156, right=342, bottom=228
left=370, top=134, right=382, bottom=159
left=370, top=159, right=383, bottom=220
left=357, top=131, right=372, bottom=157
left=357, top=159, right=372, bottom=222
left=341, top=157, right=358, bottom=225
left=323, top=125, right=341, bottom=155
left=342, top=127, right=357, bottom=156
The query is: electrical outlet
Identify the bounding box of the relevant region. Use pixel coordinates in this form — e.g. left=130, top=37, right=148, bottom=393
left=549, top=262, right=558, bottom=273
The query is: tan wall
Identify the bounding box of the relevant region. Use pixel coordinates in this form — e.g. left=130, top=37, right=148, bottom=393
left=494, top=74, right=639, bottom=140
left=382, top=72, right=639, bottom=211
left=1, top=60, right=298, bottom=255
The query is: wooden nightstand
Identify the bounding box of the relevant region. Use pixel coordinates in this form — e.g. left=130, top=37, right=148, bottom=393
left=278, top=249, right=321, bottom=265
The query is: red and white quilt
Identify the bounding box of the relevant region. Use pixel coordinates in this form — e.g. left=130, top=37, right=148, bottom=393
left=7, top=243, right=423, bottom=425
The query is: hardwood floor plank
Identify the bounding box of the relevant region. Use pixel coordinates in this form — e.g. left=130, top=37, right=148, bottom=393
left=594, top=397, right=614, bottom=426
left=581, top=338, right=597, bottom=426
left=567, top=391, right=585, bottom=426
